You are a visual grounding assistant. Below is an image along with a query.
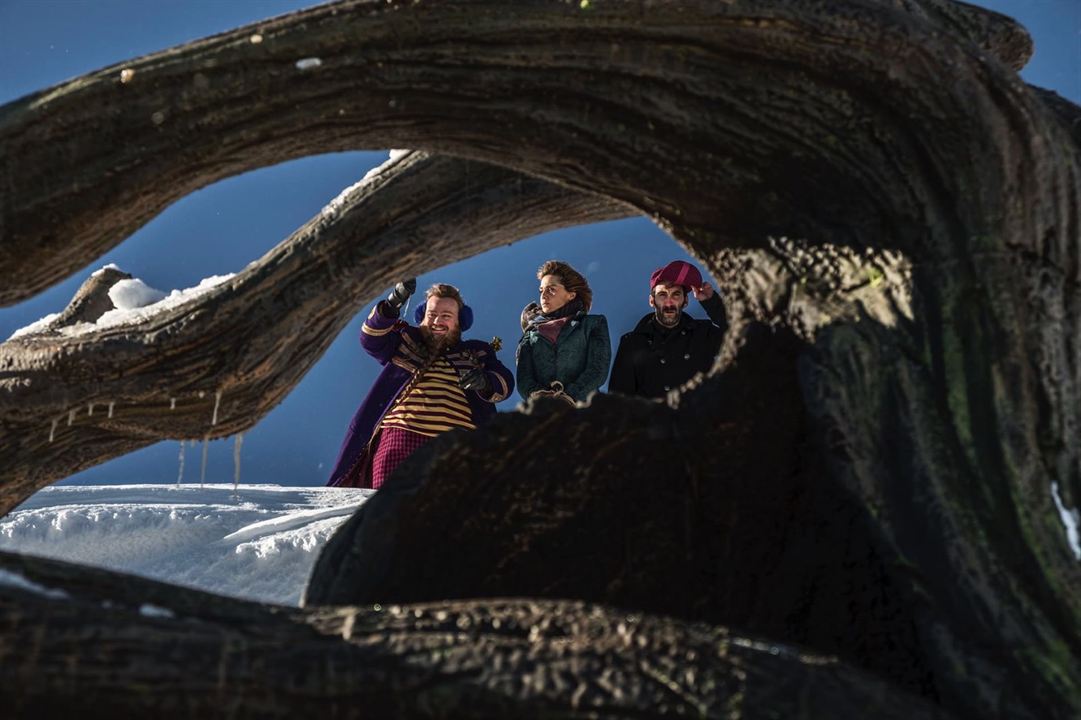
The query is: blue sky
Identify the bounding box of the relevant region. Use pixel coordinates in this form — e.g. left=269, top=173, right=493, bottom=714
left=1, top=0, right=1078, bottom=487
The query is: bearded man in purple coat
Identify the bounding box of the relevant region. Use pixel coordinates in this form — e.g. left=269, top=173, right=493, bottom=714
left=327, top=280, right=514, bottom=489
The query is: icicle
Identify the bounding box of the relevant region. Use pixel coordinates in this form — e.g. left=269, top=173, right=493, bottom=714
left=200, top=436, right=209, bottom=489
left=88, top=402, right=95, bottom=417
left=232, top=433, right=244, bottom=496
left=107, top=402, right=115, bottom=418
left=170, top=397, right=176, bottom=410
left=67, top=409, right=76, bottom=426
left=211, top=390, right=222, bottom=426
left=49, top=418, right=58, bottom=443
left=176, top=440, right=186, bottom=487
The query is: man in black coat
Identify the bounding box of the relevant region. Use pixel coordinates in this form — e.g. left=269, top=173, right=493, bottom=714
left=609, top=260, right=728, bottom=399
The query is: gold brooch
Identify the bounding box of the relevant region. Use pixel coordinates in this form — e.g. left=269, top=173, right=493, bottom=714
left=490, top=336, right=503, bottom=352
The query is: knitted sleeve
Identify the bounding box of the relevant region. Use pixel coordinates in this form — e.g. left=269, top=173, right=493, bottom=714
left=699, top=292, right=728, bottom=334
left=515, top=335, right=543, bottom=400
left=566, top=315, right=612, bottom=402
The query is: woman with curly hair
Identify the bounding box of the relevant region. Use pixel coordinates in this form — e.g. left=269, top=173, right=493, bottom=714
left=516, top=260, right=610, bottom=405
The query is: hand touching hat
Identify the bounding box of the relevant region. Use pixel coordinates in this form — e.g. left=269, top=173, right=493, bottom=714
left=650, top=260, right=703, bottom=291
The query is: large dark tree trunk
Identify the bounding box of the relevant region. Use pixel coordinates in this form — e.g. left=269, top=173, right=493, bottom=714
left=1, top=549, right=956, bottom=719
left=306, top=322, right=942, bottom=700
left=1, top=1, right=1079, bottom=718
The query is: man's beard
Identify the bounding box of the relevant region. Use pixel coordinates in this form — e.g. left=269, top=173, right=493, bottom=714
left=420, top=324, right=461, bottom=353
left=653, top=306, right=682, bottom=328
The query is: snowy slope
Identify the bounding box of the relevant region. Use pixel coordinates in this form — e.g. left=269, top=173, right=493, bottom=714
left=0, top=484, right=372, bottom=606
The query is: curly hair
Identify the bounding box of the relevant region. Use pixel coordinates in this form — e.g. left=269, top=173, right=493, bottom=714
left=537, top=260, right=592, bottom=312
left=424, top=283, right=464, bottom=310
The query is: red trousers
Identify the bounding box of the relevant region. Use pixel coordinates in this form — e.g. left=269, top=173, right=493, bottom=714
left=370, top=427, right=430, bottom=489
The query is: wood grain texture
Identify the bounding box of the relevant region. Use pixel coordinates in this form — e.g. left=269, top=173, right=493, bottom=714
left=0, top=1, right=1079, bottom=717
left=0, top=550, right=954, bottom=719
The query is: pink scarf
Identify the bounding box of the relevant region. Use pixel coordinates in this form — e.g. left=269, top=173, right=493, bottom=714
left=536, top=316, right=570, bottom=344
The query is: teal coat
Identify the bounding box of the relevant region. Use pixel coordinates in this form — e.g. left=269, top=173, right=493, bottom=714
left=516, top=311, right=611, bottom=403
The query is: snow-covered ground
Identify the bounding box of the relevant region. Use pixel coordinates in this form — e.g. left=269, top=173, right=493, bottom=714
left=0, top=484, right=372, bottom=606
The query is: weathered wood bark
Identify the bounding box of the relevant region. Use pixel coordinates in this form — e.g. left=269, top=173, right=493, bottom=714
left=0, top=152, right=628, bottom=512
left=0, top=550, right=954, bottom=719
left=1, top=0, right=1079, bottom=718
left=306, top=322, right=941, bottom=697
left=0, top=0, right=1032, bottom=306
left=304, top=286, right=1077, bottom=719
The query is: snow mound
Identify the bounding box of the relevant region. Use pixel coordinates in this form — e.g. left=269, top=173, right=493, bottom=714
left=0, top=484, right=372, bottom=606
left=96, top=274, right=235, bottom=329
left=108, top=278, right=167, bottom=310
left=8, top=313, right=60, bottom=339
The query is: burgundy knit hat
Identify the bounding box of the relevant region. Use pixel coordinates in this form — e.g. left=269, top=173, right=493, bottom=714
left=650, top=260, right=703, bottom=291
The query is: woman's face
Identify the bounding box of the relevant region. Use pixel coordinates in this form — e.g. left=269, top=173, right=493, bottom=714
left=539, top=274, right=576, bottom=314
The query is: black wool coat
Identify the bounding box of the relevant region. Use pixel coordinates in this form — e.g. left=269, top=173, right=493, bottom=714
left=608, top=293, right=727, bottom=399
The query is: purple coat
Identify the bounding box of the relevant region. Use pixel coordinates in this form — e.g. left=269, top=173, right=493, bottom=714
left=327, top=302, right=514, bottom=488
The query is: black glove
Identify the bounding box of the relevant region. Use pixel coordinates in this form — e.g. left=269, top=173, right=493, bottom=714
left=387, top=279, right=416, bottom=309
left=382, top=278, right=417, bottom=317
left=459, top=367, right=491, bottom=393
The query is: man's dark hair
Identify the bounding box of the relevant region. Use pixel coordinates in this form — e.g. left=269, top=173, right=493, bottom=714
left=651, top=281, right=689, bottom=309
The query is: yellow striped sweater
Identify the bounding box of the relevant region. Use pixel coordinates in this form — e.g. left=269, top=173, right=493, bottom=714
left=379, top=356, right=477, bottom=437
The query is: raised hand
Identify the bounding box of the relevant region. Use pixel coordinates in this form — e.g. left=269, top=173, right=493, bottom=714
left=386, top=278, right=417, bottom=310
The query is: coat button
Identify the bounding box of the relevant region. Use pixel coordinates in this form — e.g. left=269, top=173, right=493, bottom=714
left=664, top=385, right=671, bottom=391
left=659, top=358, right=666, bottom=364
left=684, top=353, right=690, bottom=360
